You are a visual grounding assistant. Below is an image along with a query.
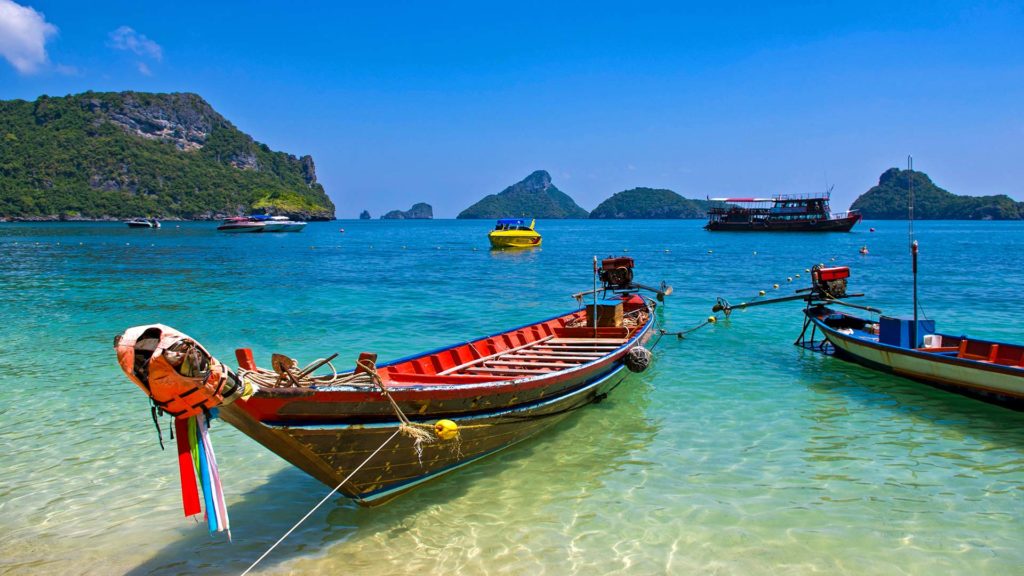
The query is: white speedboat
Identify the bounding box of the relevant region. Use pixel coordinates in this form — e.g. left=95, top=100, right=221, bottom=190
left=127, top=218, right=160, bottom=228
left=262, top=216, right=307, bottom=232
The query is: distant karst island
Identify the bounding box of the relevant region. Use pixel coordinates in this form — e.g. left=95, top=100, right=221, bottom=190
left=359, top=210, right=371, bottom=219
left=0, top=91, right=335, bottom=221
left=457, top=171, right=713, bottom=220
left=381, top=203, right=433, bottom=219
left=458, top=170, right=589, bottom=219
left=851, top=168, right=1023, bottom=220
left=589, top=187, right=714, bottom=219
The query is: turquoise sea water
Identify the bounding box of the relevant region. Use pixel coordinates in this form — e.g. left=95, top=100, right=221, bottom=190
left=0, top=219, right=1021, bottom=575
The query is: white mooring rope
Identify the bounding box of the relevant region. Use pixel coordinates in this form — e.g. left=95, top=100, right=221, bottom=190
left=240, top=428, right=402, bottom=575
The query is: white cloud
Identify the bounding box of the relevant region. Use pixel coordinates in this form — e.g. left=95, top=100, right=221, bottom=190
left=0, top=0, right=57, bottom=74
left=136, top=61, right=151, bottom=76
left=108, top=26, right=162, bottom=61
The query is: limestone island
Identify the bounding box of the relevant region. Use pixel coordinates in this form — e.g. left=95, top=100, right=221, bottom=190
left=851, top=168, right=1023, bottom=220
left=381, top=203, right=433, bottom=219
left=589, top=187, right=714, bottom=219
left=0, top=91, right=335, bottom=221
left=457, top=170, right=588, bottom=219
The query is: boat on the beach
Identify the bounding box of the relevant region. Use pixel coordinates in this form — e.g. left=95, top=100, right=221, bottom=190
left=704, top=193, right=861, bottom=231
left=113, top=257, right=667, bottom=506
left=127, top=218, right=161, bottom=228
left=488, top=218, right=541, bottom=248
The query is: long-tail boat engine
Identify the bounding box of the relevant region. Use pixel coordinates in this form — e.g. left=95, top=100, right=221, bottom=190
left=810, top=264, right=849, bottom=299
left=598, top=256, right=635, bottom=290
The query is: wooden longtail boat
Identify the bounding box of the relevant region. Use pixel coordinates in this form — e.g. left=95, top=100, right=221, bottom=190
left=717, top=264, right=1024, bottom=407
left=801, top=306, right=1024, bottom=404
left=115, top=257, right=667, bottom=506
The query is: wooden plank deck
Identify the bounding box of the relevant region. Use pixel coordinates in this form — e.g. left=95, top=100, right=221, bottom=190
left=442, top=334, right=623, bottom=377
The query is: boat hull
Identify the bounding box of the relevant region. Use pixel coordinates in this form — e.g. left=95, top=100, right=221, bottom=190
left=488, top=232, right=542, bottom=248
left=221, top=365, right=631, bottom=504
left=807, top=310, right=1024, bottom=404
left=705, top=214, right=861, bottom=232
left=217, top=224, right=265, bottom=233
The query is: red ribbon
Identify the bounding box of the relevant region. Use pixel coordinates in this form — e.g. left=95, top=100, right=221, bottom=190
left=174, top=418, right=202, bottom=517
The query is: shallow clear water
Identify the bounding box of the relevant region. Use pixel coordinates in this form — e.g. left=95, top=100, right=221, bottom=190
left=0, top=220, right=1021, bottom=575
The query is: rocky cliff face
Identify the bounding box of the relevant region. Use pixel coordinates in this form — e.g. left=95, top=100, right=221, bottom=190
left=457, top=170, right=589, bottom=219
left=82, top=92, right=223, bottom=151
left=381, top=202, right=433, bottom=219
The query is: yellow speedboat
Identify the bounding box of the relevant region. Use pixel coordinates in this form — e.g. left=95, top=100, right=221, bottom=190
left=488, top=218, right=542, bottom=249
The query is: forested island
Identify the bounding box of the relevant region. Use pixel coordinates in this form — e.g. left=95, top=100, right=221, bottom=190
left=851, top=168, right=1023, bottom=220
left=457, top=170, right=589, bottom=219
left=589, top=187, right=714, bottom=219
left=0, top=91, right=335, bottom=220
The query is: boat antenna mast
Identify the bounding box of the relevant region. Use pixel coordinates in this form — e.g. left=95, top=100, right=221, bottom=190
left=908, top=155, right=920, bottom=346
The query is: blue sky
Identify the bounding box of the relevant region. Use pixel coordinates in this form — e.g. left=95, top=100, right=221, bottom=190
left=2, top=1, right=1022, bottom=217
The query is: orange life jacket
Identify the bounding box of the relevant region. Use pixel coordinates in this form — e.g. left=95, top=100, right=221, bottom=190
left=114, top=324, right=242, bottom=419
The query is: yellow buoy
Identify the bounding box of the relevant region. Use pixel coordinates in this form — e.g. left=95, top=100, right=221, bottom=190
left=759, top=290, right=766, bottom=296
left=707, top=316, right=717, bottom=324
left=434, top=419, right=459, bottom=441
left=773, top=284, right=779, bottom=289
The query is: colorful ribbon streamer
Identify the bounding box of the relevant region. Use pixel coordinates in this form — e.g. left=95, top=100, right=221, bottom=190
left=175, top=414, right=231, bottom=538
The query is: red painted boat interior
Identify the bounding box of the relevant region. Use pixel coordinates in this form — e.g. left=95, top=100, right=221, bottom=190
left=377, top=298, right=647, bottom=386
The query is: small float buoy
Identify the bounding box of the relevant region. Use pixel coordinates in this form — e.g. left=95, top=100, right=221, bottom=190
left=787, top=277, right=793, bottom=282
left=869, top=227, right=875, bottom=232
left=402, top=245, right=406, bottom=249
left=623, top=248, right=629, bottom=252
left=759, top=290, right=766, bottom=296
left=434, top=419, right=459, bottom=440
left=805, top=268, right=810, bottom=273
left=795, top=274, right=800, bottom=278
left=707, top=250, right=713, bottom=254
left=752, top=251, right=757, bottom=255
left=707, top=316, right=717, bottom=324
left=624, top=346, right=652, bottom=373
left=664, top=249, right=670, bottom=253
left=773, top=284, right=779, bottom=289
left=472, top=247, right=478, bottom=251
left=830, top=257, right=836, bottom=262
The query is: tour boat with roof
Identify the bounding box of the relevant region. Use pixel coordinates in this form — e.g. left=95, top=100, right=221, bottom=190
left=705, top=193, right=861, bottom=231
